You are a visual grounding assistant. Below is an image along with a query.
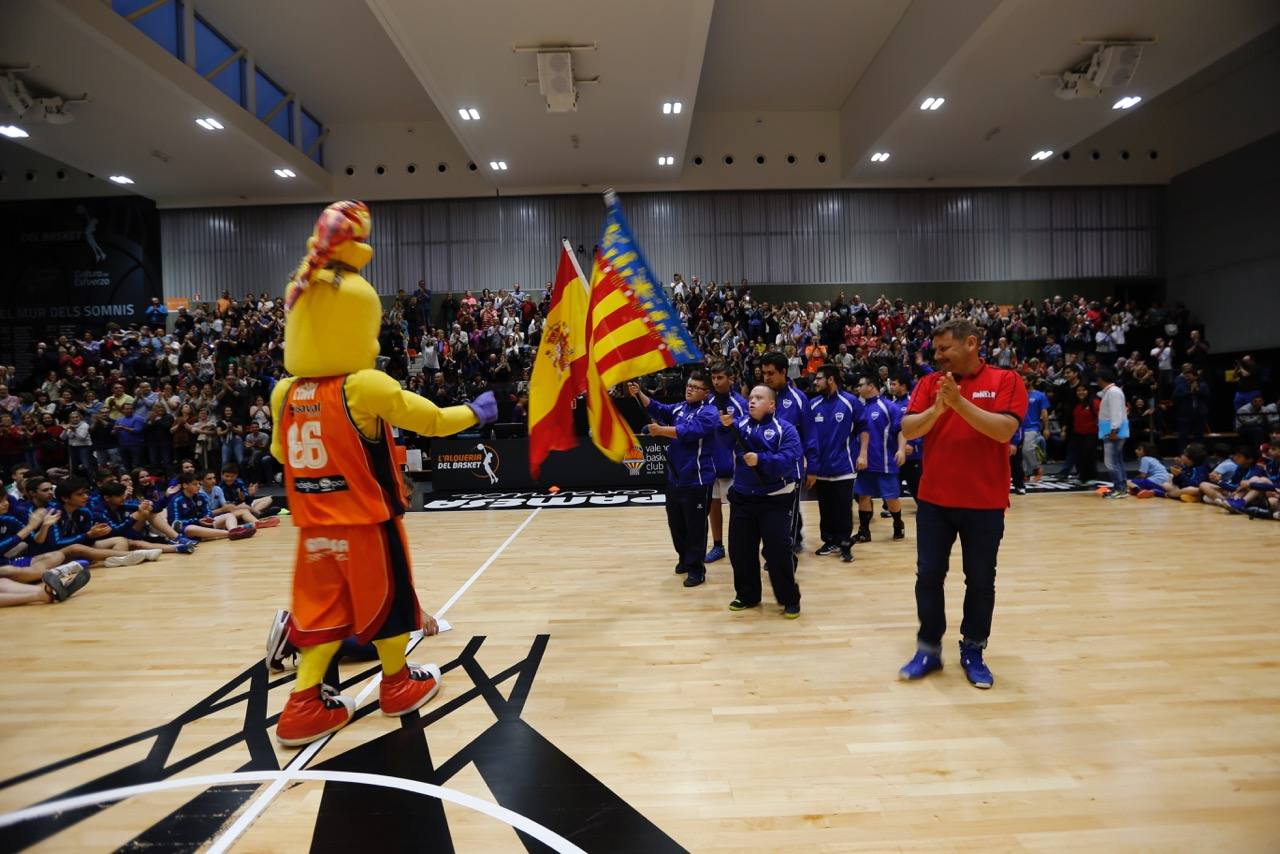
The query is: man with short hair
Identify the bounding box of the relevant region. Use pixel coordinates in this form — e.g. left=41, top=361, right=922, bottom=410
left=1096, top=367, right=1129, bottom=499
left=760, top=352, right=817, bottom=555
left=628, top=371, right=720, bottom=587
left=704, top=364, right=748, bottom=564
left=807, top=365, right=862, bottom=562
left=718, top=385, right=804, bottom=618
left=854, top=376, right=907, bottom=542
left=898, top=319, right=1027, bottom=689
left=1020, top=376, right=1049, bottom=482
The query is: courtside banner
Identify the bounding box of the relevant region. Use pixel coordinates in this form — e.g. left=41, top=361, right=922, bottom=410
left=431, top=436, right=667, bottom=491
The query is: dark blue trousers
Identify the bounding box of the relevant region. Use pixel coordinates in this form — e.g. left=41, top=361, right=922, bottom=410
left=814, top=478, right=854, bottom=546
left=728, top=488, right=801, bottom=608
left=914, top=499, right=1005, bottom=652
left=666, top=484, right=712, bottom=580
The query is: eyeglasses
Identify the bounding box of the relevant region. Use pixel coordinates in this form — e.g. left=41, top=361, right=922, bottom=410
left=686, top=384, right=709, bottom=392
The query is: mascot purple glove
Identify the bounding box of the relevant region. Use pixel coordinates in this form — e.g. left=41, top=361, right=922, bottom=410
left=467, top=391, right=499, bottom=426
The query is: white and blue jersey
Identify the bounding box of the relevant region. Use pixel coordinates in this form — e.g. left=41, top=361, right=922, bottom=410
left=808, top=391, right=863, bottom=479
left=645, top=398, right=720, bottom=488
left=860, top=395, right=904, bottom=474
left=709, top=389, right=749, bottom=478
left=721, top=416, right=802, bottom=497
left=0, top=514, right=33, bottom=564
left=773, top=383, right=819, bottom=473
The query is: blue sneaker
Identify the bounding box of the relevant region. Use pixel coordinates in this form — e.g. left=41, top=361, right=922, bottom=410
left=959, top=641, right=994, bottom=689
left=1225, top=498, right=1248, bottom=515
left=898, top=651, right=943, bottom=681
left=704, top=544, right=726, bottom=563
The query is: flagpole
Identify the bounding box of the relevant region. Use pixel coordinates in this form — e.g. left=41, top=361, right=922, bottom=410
left=562, top=238, right=592, bottom=298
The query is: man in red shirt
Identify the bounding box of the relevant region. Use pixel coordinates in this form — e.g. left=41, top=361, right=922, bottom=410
left=899, top=319, right=1028, bottom=689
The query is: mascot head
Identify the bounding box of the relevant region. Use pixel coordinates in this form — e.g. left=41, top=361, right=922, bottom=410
left=283, top=200, right=381, bottom=378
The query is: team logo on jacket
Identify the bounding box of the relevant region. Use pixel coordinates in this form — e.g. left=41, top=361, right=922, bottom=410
left=834, top=411, right=844, bottom=422
left=764, top=428, right=776, bottom=440
left=782, top=399, right=792, bottom=408
left=870, top=411, right=879, bottom=420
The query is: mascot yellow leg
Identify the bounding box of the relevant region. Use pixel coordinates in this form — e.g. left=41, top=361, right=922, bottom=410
left=375, top=632, right=442, bottom=717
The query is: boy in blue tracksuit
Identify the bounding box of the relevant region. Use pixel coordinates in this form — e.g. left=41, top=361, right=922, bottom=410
left=854, top=377, right=907, bottom=541
left=717, top=385, right=804, bottom=618
left=705, top=365, right=749, bottom=564
left=628, top=371, right=721, bottom=586
left=1160, top=442, right=1210, bottom=502
left=807, top=365, right=863, bottom=562
left=760, top=352, right=818, bottom=553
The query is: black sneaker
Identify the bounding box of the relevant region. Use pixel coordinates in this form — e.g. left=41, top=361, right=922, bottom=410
left=840, top=547, right=853, bottom=562
left=682, top=574, right=705, bottom=588
left=783, top=603, right=801, bottom=619
left=892, top=525, right=905, bottom=540
left=853, top=530, right=871, bottom=544
left=814, top=543, right=839, bottom=556
left=728, top=598, right=760, bottom=611
left=792, top=540, right=803, bottom=555
left=673, top=564, right=687, bottom=575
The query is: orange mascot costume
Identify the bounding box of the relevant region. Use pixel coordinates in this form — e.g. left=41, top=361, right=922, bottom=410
left=271, top=201, right=497, bottom=746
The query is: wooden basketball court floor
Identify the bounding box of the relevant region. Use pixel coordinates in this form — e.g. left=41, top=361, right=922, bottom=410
left=1, top=494, right=1277, bottom=853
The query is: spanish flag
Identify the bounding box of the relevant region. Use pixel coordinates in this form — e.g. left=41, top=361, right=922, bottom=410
left=527, top=241, right=589, bottom=478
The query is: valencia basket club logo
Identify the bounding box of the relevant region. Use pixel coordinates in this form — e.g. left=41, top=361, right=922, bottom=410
left=622, top=445, right=645, bottom=476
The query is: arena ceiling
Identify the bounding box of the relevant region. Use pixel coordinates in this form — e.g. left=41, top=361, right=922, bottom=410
left=1, top=0, right=1278, bottom=207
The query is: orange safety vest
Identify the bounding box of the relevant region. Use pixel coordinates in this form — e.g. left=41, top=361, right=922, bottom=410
left=279, top=376, right=406, bottom=527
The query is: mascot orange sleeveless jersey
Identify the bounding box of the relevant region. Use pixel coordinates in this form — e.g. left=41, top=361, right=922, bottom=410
left=279, top=376, right=406, bottom=527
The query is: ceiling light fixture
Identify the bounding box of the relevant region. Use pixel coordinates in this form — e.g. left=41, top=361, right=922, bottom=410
left=274, top=168, right=296, bottom=178
left=108, top=175, right=134, bottom=184
left=657, top=155, right=675, bottom=166
left=459, top=108, right=481, bottom=121
left=1111, top=95, right=1142, bottom=110
left=0, top=125, right=29, bottom=139
left=920, top=97, right=945, bottom=111
left=489, top=161, right=508, bottom=171
left=870, top=152, right=890, bottom=162
left=1030, top=150, right=1054, bottom=161
left=195, top=117, right=224, bottom=130
left=662, top=101, right=683, bottom=115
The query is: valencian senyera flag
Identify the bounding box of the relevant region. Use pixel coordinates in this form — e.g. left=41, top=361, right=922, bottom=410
left=591, top=190, right=703, bottom=389
left=527, top=241, right=589, bottom=478
left=585, top=191, right=703, bottom=462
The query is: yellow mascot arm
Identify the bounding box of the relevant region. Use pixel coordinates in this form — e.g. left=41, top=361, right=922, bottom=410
left=269, top=376, right=299, bottom=463
left=345, top=369, right=478, bottom=439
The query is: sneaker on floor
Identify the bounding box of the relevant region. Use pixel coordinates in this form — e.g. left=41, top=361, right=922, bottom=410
left=276, top=684, right=355, bottom=747
left=265, top=608, right=298, bottom=673
left=1224, top=498, right=1248, bottom=515
left=673, top=563, right=687, bottom=575
left=1180, top=493, right=1201, bottom=503
left=276, top=507, right=291, bottom=515
left=1105, top=491, right=1127, bottom=499
left=42, top=560, right=91, bottom=602
left=228, top=524, right=257, bottom=540
left=959, top=641, right=994, bottom=688
left=728, top=598, right=759, bottom=611
left=783, top=604, right=800, bottom=619
left=853, top=530, right=871, bottom=544
left=880, top=509, right=892, bottom=519
left=254, top=517, right=281, bottom=529
left=792, top=540, right=803, bottom=555
left=176, top=542, right=196, bottom=554
left=893, top=525, right=906, bottom=540
left=840, top=547, right=853, bottom=563
left=898, top=650, right=943, bottom=681
left=704, top=544, right=726, bottom=563
left=1014, top=487, right=1026, bottom=495
left=814, top=543, right=840, bottom=556
left=1244, top=506, right=1276, bottom=520
left=104, top=551, right=148, bottom=568
left=682, top=574, right=705, bottom=588
left=380, top=662, right=442, bottom=717
left=1095, top=485, right=1112, bottom=495
left=138, top=549, right=163, bottom=562
left=176, top=535, right=198, bottom=547
left=1136, top=490, right=1156, bottom=499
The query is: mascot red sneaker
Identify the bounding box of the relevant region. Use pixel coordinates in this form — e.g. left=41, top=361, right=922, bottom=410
left=271, top=201, right=497, bottom=747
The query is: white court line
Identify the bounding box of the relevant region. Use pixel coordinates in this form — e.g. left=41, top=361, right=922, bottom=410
left=0, top=770, right=586, bottom=854
left=206, top=506, right=542, bottom=854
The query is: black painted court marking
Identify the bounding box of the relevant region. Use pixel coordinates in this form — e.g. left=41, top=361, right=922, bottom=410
left=0, top=637, right=686, bottom=854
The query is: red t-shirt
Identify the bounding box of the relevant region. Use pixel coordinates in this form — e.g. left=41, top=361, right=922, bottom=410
left=907, top=361, right=1028, bottom=509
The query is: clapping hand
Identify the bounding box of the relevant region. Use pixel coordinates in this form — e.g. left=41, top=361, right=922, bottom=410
left=937, top=372, right=961, bottom=409
left=719, top=411, right=735, bottom=427
left=743, top=452, right=759, bottom=467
